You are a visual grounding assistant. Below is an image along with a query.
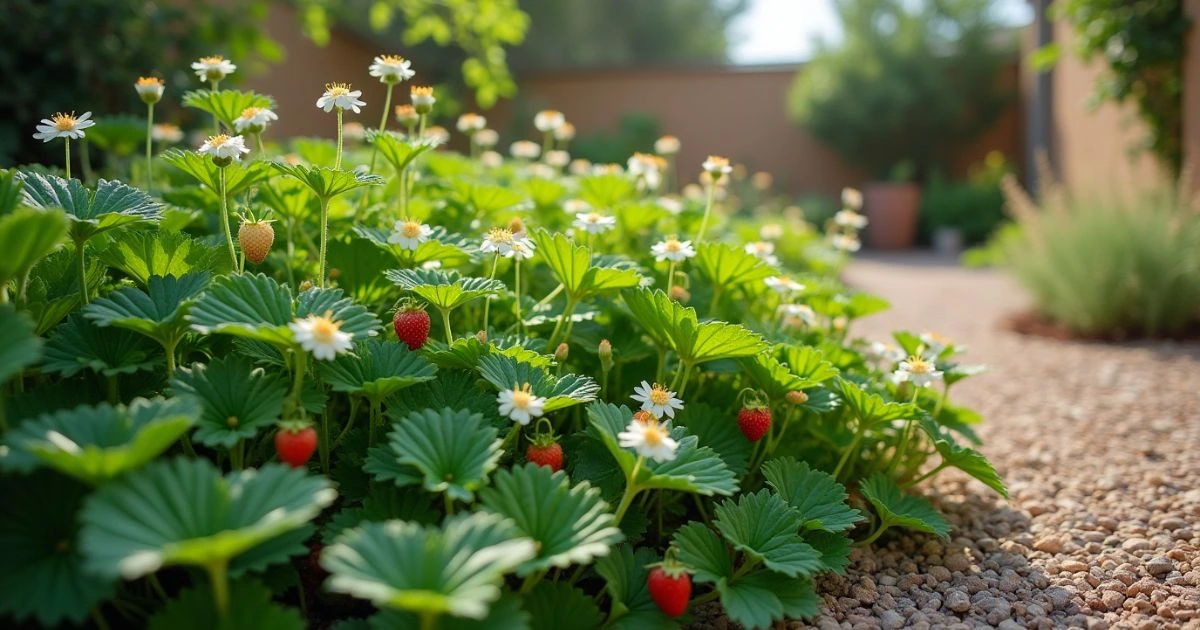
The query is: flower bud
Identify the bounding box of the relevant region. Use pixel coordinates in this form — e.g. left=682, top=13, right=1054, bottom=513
left=410, top=86, right=435, bottom=115
left=134, top=77, right=165, bottom=105
left=508, top=216, right=526, bottom=237
left=475, top=330, right=488, bottom=343
left=669, top=285, right=690, bottom=303
left=786, top=390, right=809, bottom=406
left=555, top=343, right=570, bottom=363
left=394, top=104, right=420, bottom=127
left=598, top=339, right=614, bottom=372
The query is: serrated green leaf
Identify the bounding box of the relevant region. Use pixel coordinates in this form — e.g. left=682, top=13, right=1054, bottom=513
left=272, top=163, right=384, bottom=199
left=693, top=242, right=773, bottom=293
left=778, top=344, right=839, bottom=384
left=586, top=402, right=738, bottom=497
left=623, top=288, right=765, bottom=365
left=0, top=169, right=21, bottom=215
left=386, top=369, right=501, bottom=425
left=830, top=377, right=921, bottom=425
left=171, top=356, right=288, bottom=448
left=80, top=458, right=336, bottom=578
left=318, top=339, right=436, bottom=403
left=0, top=305, right=42, bottom=384
left=41, top=312, right=159, bottom=377
left=0, top=471, right=115, bottom=626
left=803, top=530, right=853, bottom=575
left=672, top=521, right=732, bottom=583
left=675, top=402, right=752, bottom=476
left=761, top=456, right=862, bottom=532
left=531, top=229, right=590, bottom=294
left=0, top=206, right=68, bottom=287
left=25, top=247, right=106, bottom=334
left=162, top=150, right=274, bottom=197
left=717, top=571, right=785, bottom=630
left=322, top=513, right=536, bottom=619
left=593, top=545, right=674, bottom=627
left=372, top=592, right=530, bottom=630
left=258, top=175, right=316, bottom=221
left=85, top=273, right=208, bottom=346
left=859, top=473, right=951, bottom=538
left=353, top=224, right=476, bottom=268
left=451, top=181, right=530, bottom=215
left=477, top=353, right=598, bottom=412
left=295, top=286, right=382, bottom=340
left=917, top=418, right=1007, bottom=497
left=713, top=490, right=823, bottom=577
left=187, top=273, right=294, bottom=345
left=99, top=229, right=230, bottom=284
left=181, top=89, right=276, bottom=129
left=19, top=173, right=161, bottom=241
left=386, top=268, right=505, bottom=312
left=479, top=463, right=622, bottom=575
left=372, top=408, right=501, bottom=502
left=577, top=173, right=636, bottom=209
left=229, top=525, right=314, bottom=578
left=522, top=582, right=601, bottom=630
left=147, top=578, right=304, bottom=630
left=522, top=177, right=567, bottom=209
left=322, top=486, right=440, bottom=544
left=0, top=397, right=198, bottom=483
left=739, top=352, right=819, bottom=402
left=369, top=130, right=441, bottom=173
left=764, top=574, right=822, bottom=620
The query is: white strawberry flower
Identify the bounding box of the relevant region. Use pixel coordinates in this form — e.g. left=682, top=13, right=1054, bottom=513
left=474, top=128, right=499, bottom=148
left=134, top=77, right=165, bottom=104
left=656, top=196, right=683, bottom=215
left=506, top=238, right=536, bottom=261
left=497, top=383, right=546, bottom=425
left=920, top=331, right=959, bottom=356
left=702, top=155, right=732, bottom=176
left=369, top=54, right=415, bottom=84
left=533, top=110, right=565, bottom=132
left=554, top=122, right=576, bottom=141
left=651, top=237, right=695, bottom=262
left=545, top=150, right=571, bottom=169
left=655, top=135, right=680, bottom=156
left=33, top=111, right=95, bottom=142
left=842, top=187, right=863, bottom=210
left=831, top=234, right=862, bottom=252
left=744, top=241, right=780, bottom=266
left=765, top=275, right=804, bottom=295
left=233, top=107, right=278, bottom=133
left=618, top=414, right=678, bottom=462
left=151, top=124, right=184, bottom=144
left=410, top=86, right=436, bottom=112
left=457, top=113, right=487, bottom=133
left=510, top=140, right=541, bottom=160
left=192, top=55, right=236, bottom=82
left=866, top=341, right=906, bottom=369
left=834, top=209, right=868, bottom=229
left=289, top=312, right=354, bottom=361
left=481, top=227, right=516, bottom=256
left=568, top=159, right=592, bottom=176
left=779, top=303, right=816, bottom=327
left=388, top=219, right=433, bottom=251
left=563, top=199, right=592, bottom=214
left=316, top=83, right=366, bottom=113
left=573, top=212, right=616, bottom=234
left=197, top=134, right=250, bottom=162
left=893, top=354, right=944, bottom=388
left=631, top=380, right=685, bottom=419
left=480, top=150, right=503, bottom=168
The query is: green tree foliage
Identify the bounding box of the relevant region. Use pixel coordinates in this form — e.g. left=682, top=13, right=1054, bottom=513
left=788, top=0, right=1013, bottom=180
left=1043, top=0, right=1188, bottom=174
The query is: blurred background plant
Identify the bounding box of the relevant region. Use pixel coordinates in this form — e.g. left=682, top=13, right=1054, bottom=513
left=998, top=166, right=1200, bottom=337
left=787, top=0, right=1014, bottom=182
left=919, top=151, right=1011, bottom=248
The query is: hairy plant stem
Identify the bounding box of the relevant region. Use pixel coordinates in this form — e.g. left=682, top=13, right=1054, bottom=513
left=64, top=139, right=71, bottom=179
left=902, top=462, right=948, bottom=490
left=440, top=308, right=454, bottom=344
left=284, top=218, right=297, bottom=288
left=75, top=239, right=89, bottom=305
left=144, top=104, right=154, bottom=193
left=545, top=296, right=578, bottom=351
left=317, top=197, right=330, bottom=288
left=334, top=108, right=344, bottom=170
left=612, top=456, right=645, bottom=525
left=481, top=253, right=500, bottom=331
left=218, top=168, right=237, bottom=271
left=695, top=182, right=717, bottom=243
left=209, top=80, right=221, bottom=133
left=368, top=83, right=394, bottom=174
left=666, top=260, right=677, bottom=295
left=514, top=258, right=523, bottom=334
left=332, top=396, right=361, bottom=450
left=886, top=388, right=923, bottom=476
left=833, top=417, right=867, bottom=482
left=207, top=560, right=230, bottom=620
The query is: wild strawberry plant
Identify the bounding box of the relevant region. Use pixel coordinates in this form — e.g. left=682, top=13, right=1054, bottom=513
left=0, top=52, right=1003, bottom=630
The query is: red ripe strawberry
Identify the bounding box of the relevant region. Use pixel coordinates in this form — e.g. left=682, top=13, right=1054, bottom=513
left=526, top=440, right=564, bottom=472
left=647, top=565, right=692, bottom=618
left=737, top=404, right=772, bottom=442
left=393, top=303, right=431, bottom=350
left=275, top=423, right=318, bottom=467
left=238, top=219, right=275, bottom=264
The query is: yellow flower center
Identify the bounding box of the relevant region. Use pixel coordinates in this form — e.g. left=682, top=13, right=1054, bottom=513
left=488, top=228, right=514, bottom=244
left=906, top=356, right=934, bottom=374
left=310, top=314, right=342, bottom=344
left=51, top=113, right=77, bottom=131
left=239, top=107, right=261, bottom=120
left=395, top=105, right=416, bottom=116
left=401, top=221, right=423, bottom=238
left=648, top=384, right=671, bottom=406
left=586, top=213, right=602, bottom=223
left=136, top=76, right=163, bottom=87
left=664, top=240, right=681, bottom=253
left=633, top=410, right=654, bottom=424
left=706, top=155, right=729, bottom=169
left=411, top=86, right=433, bottom=97
left=206, top=134, right=230, bottom=147
left=379, top=54, right=406, bottom=65
left=642, top=420, right=667, bottom=447
left=325, top=83, right=352, bottom=97
left=511, top=383, right=535, bottom=410
left=199, top=55, right=226, bottom=65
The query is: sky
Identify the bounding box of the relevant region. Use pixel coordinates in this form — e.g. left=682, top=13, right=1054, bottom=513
left=728, top=0, right=1034, bottom=65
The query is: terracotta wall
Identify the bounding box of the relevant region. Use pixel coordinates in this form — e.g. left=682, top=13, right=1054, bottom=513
left=247, top=4, right=1021, bottom=197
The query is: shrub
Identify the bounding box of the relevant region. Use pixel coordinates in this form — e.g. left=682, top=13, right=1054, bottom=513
left=1001, top=174, right=1200, bottom=337
left=919, top=152, right=1010, bottom=246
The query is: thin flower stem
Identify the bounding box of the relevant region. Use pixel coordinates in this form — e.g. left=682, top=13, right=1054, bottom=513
left=284, top=218, right=297, bottom=288
left=542, top=131, right=552, bottom=158
left=443, top=493, right=454, bottom=516
left=481, top=253, right=500, bottom=331
left=318, top=197, right=330, bottom=288
left=75, top=239, right=89, bottom=305
left=145, top=104, right=154, bottom=193
left=64, top=139, right=71, bottom=180
left=856, top=521, right=892, bottom=547
left=210, top=80, right=221, bottom=134
left=256, top=133, right=266, bottom=156
left=534, top=283, right=565, bottom=309
left=440, top=308, right=454, bottom=344
left=368, top=83, right=394, bottom=174
left=218, top=168, right=238, bottom=270
left=334, top=109, right=344, bottom=170
left=695, top=182, right=717, bottom=243
left=612, top=457, right=645, bottom=525
left=290, top=349, right=308, bottom=418
left=207, top=560, right=230, bottom=620
left=901, top=462, right=948, bottom=490
left=832, top=417, right=867, bottom=481
left=546, top=297, right=577, bottom=351
left=514, top=258, right=523, bottom=334
left=666, top=260, right=677, bottom=295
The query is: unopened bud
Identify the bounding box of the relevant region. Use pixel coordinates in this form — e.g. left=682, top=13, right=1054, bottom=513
left=786, top=390, right=808, bottom=406
left=298, top=280, right=314, bottom=292
left=508, top=216, right=525, bottom=237
left=475, top=330, right=488, bottom=343
left=598, top=339, right=614, bottom=372
left=555, top=343, right=569, bottom=363
left=633, top=410, right=654, bottom=424
left=669, top=285, right=690, bottom=303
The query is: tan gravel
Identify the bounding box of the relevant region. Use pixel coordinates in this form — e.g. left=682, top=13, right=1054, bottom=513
left=785, top=253, right=1200, bottom=630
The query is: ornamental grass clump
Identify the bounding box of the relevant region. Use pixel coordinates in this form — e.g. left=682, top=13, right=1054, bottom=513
left=1001, top=170, right=1200, bottom=337
left=0, top=49, right=1003, bottom=630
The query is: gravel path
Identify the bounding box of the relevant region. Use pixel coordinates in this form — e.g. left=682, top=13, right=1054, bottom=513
left=793, top=254, right=1200, bottom=630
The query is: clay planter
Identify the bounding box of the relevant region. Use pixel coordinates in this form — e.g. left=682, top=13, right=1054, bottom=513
left=863, top=182, right=921, bottom=250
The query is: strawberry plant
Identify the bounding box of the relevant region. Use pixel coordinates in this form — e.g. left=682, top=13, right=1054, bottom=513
left=0, top=52, right=1002, bottom=630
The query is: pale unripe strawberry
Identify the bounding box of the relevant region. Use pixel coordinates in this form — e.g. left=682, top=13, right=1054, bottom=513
left=239, top=220, right=275, bottom=264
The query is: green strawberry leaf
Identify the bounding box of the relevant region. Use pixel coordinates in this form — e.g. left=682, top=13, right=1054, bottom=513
left=85, top=273, right=208, bottom=347
left=675, top=402, right=752, bottom=476
left=761, top=456, right=862, bottom=533
left=370, top=408, right=502, bottom=502
left=98, top=229, right=230, bottom=285
left=859, top=473, right=951, bottom=538
left=19, top=173, right=161, bottom=241
left=451, top=181, right=530, bottom=215
left=187, top=273, right=294, bottom=345
left=577, top=172, right=636, bottom=209
left=147, top=578, right=304, bottom=630
left=272, top=163, right=384, bottom=200
left=762, top=573, right=822, bottom=620
left=693, top=242, right=773, bottom=294
left=0, top=397, right=198, bottom=483
left=386, top=268, right=505, bottom=313
left=0, top=471, right=115, bottom=626
left=521, top=581, right=602, bottom=630
left=829, top=377, right=921, bottom=425
left=0, top=206, right=68, bottom=288
left=385, top=369, right=501, bottom=425
left=712, top=490, right=823, bottom=577
left=0, top=305, right=42, bottom=385
left=716, top=570, right=785, bottom=630
left=353, top=224, right=476, bottom=268
left=522, top=177, right=568, bottom=210
left=479, top=463, right=622, bottom=575
left=162, top=150, right=274, bottom=197
left=622, top=287, right=765, bottom=365
left=171, top=356, right=289, bottom=448
left=181, top=89, right=276, bottom=130
left=42, top=312, right=160, bottom=377
left=369, top=130, right=442, bottom=173
left=25, top=248, right=107, bottom=335
left=777, top=345, right=839, bottom=384
left=321, top=513, right=536, bottom=619
left=321, top=486, right=440, bottom=544
left=80, top=458, right=336, bottom=578
left=803, top=530, right=853, bottom=575
left=476, top=353, right=599, bottom=412
left=916, top=417, right=1007, bottom=497
left=531, top=229, right=641, bottom=300
left=294, top=286, right=382, bottom=340
left=739, top=352, right=820, bottom=403
left=371, top=592, right=530, bottom=630
left=672, top=521, right=733, bottom=583
left=318, top=339, right=437, bottom=403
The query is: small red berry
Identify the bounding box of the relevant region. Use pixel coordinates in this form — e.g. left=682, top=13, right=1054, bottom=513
left=647, top=565, right=692, bottom=618
left=737, top=405, right=772, bottom=442
left=393, top=304, right=431, bottom=350
left=275, top=424, right=318, bottom=467
left=526, top=440, right=563, bottom=472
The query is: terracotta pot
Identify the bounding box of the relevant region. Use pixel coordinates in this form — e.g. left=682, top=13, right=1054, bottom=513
left=863, top=182, right=921, bottom=250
